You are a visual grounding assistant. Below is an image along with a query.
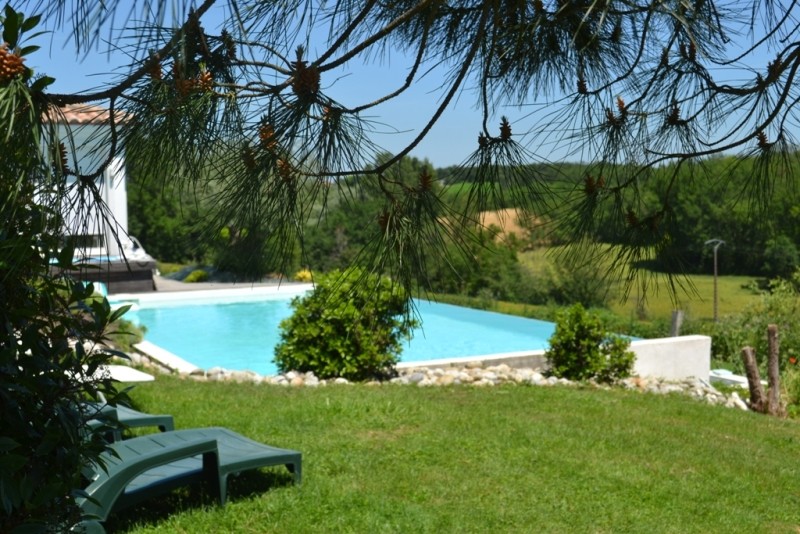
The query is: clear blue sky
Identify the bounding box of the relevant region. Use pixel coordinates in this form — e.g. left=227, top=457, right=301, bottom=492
left=29, top=11, right=520, bottom=169
left=27, top=6, right=778, bottom=169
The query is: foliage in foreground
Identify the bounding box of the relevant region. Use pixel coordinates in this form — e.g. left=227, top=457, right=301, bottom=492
left=546, top=304, right=635, bottom=383
left=0, top=9, right=126, bottom=530
left=113, top=376, right=800, bottom=533
left=704, top=272, right=800, bottom=374
left=274, top=268, right=417, bottom=380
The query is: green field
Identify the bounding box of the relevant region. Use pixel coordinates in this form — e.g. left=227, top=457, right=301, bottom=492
left=518, top=246, right=761, bottom=323
left=108, top=376, right=800, bottom=533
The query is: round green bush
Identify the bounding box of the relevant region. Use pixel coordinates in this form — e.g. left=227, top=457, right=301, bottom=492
left=545, top=303, right=635, bottom=383
left=183, top=269, right=210, bottom=283
left=274, top=268, right=417, bottom=380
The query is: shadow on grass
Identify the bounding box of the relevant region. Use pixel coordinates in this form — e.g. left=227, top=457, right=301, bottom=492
left=104, top=470, right=295, bottom=533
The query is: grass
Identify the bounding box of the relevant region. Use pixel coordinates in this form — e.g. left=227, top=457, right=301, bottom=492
left=154, top=262, right=188, bottom=276
left=517, top=246, right=760, bottom=323
left=108, top=376, right=800, bottom=533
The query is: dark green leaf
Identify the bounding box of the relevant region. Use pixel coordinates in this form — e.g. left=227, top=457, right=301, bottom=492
left=10, top=522, right=48, bottom=534
left=56, top=243, right=76, bottom=269
left=0, top=454, right=27, bottom=474
left=109, top=304, right=132, bottom=323
left=2, top=6, right=20, bottom=47
left=18, top=45, right=39, bottom=56
left=29, top=76, right=55, bottom=92
left=20, top=13, right=41, bottom=33
left=0, top=437, right=20, bottom=452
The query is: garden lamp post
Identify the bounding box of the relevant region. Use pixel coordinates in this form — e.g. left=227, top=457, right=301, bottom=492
left=704, top=239, right=725, bottom=322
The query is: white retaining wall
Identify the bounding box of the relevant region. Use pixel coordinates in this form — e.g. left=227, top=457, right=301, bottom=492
left=399, top=335, right=712, bottom=381
left=629, top=335, right=711, bottom=381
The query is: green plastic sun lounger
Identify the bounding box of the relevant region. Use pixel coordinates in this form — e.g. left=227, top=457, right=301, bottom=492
left=108, top=403, right=174, bottom=433
left=78, top=427, right=302, bottom=525
left=89, top=392, right=175, bottom=433
left=84, top=402, right=175, bottom=441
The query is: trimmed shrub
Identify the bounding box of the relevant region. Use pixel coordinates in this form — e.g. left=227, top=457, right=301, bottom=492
left=545, top=304, right=635, bottom=383
left=274, top=268, right=417, bottom=380
left=183, top=269, right=210, bottom=283
left=294, top=268, right=313, bottom=282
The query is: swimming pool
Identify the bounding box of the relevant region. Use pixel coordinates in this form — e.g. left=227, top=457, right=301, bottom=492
left=117, top=286, right=556, bottom=376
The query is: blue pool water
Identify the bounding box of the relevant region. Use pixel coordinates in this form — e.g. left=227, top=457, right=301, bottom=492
left=126, top=295, right=556, bottom=376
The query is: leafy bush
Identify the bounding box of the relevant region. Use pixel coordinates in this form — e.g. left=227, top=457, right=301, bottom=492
left=293, top=268, right=313, bottom=282
left=126, top=167, right=210, bottom=264
left=106, top=318, right=147, bottom=353
left=762, top=235, right=799, bottom=279
left=545, top=254, right=614, bottom=308
left=545, top=304, right=635, bottom=383
left=423, top=227, right=543, bottom=304
left=703, top=274, right=800, bottom=374
left=782, top=366, right=800, bottom=418
left=0, top=14, right=124, bottom=528
left=183, top=269, right=210, bottom=283
left=213, top=225, right=269, bottom=281
left=274, top=268, right=417, bottom=380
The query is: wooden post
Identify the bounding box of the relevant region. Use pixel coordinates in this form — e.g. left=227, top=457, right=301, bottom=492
left=741, top=346, right=766, bottom=413
left=766, top=324, right=785, bottom=417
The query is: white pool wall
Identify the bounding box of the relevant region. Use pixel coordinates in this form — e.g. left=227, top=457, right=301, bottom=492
left=399, top=335, right=712, bottom=381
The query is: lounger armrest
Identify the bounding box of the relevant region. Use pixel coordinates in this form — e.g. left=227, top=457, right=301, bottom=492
left=79, top=437, right=219, bottom=521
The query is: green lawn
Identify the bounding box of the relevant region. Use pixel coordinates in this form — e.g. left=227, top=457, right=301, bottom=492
left=518, top=247, right=760, bottom=323
left=109, top=376, right=800, bottom=533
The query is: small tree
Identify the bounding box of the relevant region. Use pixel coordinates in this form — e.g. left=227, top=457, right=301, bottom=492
left=762, top=235, right=799, bottom=280
left=0, top=10, right=125, bottom=529
left=545, top=304, right=635, bottom=383
left=274, top=268, right=417, bottom=381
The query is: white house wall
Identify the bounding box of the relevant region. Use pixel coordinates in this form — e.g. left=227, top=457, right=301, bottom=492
left=57, top=123, right=130, bottom=258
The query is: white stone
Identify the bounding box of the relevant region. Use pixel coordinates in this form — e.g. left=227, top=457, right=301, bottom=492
left=457, top=372, right=474, bottom=383
left=437, top=375, right=456, bottom=386
left=408, top=372, right=426, bottom=384
left=305, top=376, right=320, bottom=387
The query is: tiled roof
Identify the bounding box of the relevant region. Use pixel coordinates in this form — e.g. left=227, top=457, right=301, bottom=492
left=50, top=103, right=128, bottom=125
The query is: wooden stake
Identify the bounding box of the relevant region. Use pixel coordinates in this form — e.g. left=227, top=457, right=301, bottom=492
left=766, top=324, right=785, bottom=417
left=741, top=346, right=766, bottom=413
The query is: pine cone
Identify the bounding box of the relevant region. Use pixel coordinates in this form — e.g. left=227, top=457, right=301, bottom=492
left=291, top=60, right=320, bottom=99
left=277, top=159, right=293, bottom=182
left=499, top=117, right=512, bottom=141
left=259, top=124, right=278, bottom=151
left=0, top=43, right=26, bottom=83
left=149, top=59, right=162, bottom=80
left=197, top=70, right=213, bottom=92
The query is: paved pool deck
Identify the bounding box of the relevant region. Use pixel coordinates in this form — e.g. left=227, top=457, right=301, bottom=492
left=152, top=275, right=302, bottom=293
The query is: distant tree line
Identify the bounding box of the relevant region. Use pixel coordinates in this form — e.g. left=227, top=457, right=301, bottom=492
left=129, top=153, right=799, bottom=282
left=585, top=156, right=800, bottom=278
